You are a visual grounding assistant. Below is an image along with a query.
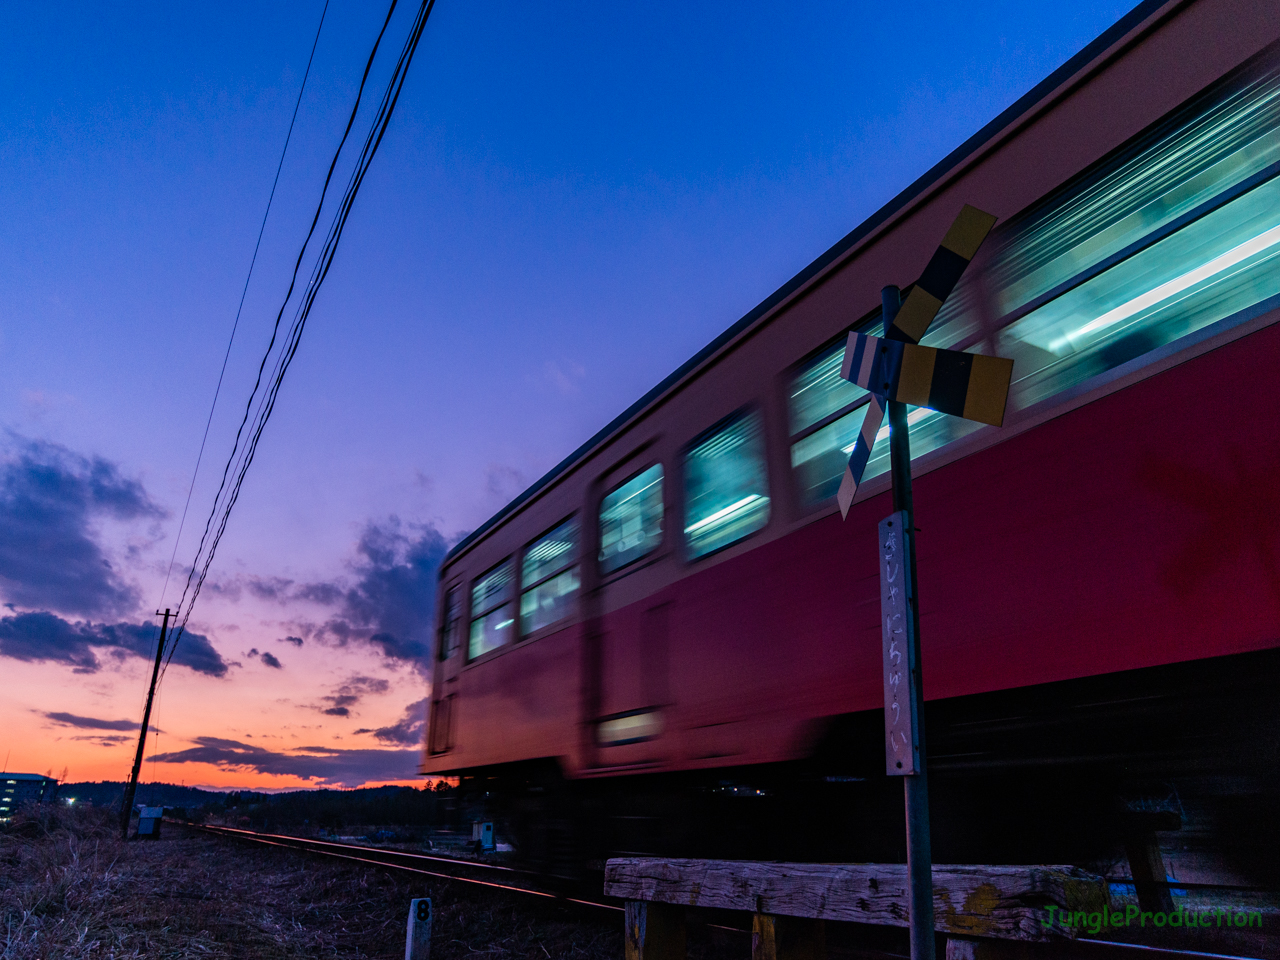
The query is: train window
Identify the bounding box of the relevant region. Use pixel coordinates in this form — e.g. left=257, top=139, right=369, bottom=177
left=792, top=51, right=1280, bottom=506
left=788, top=339, right=868, bottom=434
left=599, top=464, right=664, bottom=574
left=990, top=51, right=1280, bottom=412
left=521, top=516, right=581, bottom=635
left=439, top=585, right=462, bottom=660
left=787, top=321, right=889, bottom=508
left=468, top=559, right=514, bottom=659
left=1001, top=173, right=1280, bottom=408
left=684, top=410, right=770, bottom=559
left=988, top=55, right=1280, bottom=323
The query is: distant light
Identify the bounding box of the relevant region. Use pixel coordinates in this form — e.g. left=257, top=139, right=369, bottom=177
left=1051, top=221, right=1280, bottom=351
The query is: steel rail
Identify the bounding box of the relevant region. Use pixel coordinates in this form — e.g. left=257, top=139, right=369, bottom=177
left=177, top=821, right=621, bottom=913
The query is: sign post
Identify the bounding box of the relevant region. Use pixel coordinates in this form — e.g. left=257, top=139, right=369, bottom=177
left=882, top=284, right=934, bottom=960
left=837, top=206, right=1011, bottom=960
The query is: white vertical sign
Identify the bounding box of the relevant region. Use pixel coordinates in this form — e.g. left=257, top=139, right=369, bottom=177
left=880, top=511, right=919, bottom=775
left=405, top=898, right=431, bottom=960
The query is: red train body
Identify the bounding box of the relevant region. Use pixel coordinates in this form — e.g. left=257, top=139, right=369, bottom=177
left=424, top=0, right=1280, bottom=880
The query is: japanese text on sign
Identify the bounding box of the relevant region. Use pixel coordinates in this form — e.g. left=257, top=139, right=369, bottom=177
left=879, top=511, right=919, bottom=775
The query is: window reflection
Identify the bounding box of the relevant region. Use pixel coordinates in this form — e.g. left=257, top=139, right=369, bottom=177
left=789, top=52, right=1280, bottom=509
left=990, top=60, right=1280, bottom=318
left=1002, top=174, right=1280, bottom=408
left=684, top=411, right=770, bottom=559
left=599, top=464, right=664, bottom=574
left=469, top=560, right=514, bottom=659
left=521, top=517, right=580, bottom=635
left=788, top=340, right=867, bottom=434
left=786, top=325, right=882, bottom=509
left=790, top=404, right=864, bottom=506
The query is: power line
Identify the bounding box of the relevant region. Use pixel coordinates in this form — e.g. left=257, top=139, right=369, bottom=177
left=159, top=0, right=332, bottom=609
left=160, top=0, right=435, bottom=681
left=125, top=4, right=331, bottom=812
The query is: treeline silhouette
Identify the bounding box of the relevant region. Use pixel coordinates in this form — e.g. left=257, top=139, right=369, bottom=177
left=60, top=781, right=461, bottom=835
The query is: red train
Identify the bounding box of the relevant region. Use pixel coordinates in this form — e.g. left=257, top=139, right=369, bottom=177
left=424, top=0, right=1280, bottom=885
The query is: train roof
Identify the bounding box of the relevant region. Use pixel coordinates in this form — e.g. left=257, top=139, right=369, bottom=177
left=443, top=0, right=1169, bottom=567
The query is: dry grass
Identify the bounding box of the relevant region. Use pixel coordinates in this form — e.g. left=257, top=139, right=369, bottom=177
left=0, top=803, right=641, bottom=959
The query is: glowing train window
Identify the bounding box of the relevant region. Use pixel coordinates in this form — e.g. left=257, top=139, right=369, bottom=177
left=683, top=410, right=770, bottom=560
left=521, top=516, right=580, bottom=635
left=787, top=330, right=876, bottom=509
left=788, top=338, right=867, bottom=434
left=439, top=585, right=463, bottom=660
left=468, top=559, right=514, bottom=660
left=989, top=50, right=1280, bottom=411
left=786, top=51, right=1280, bottom=509
left=599, top=464, right=664, bottom=575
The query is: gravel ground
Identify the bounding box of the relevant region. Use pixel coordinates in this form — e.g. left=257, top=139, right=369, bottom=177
left=0, top=804, right=679, bottom=960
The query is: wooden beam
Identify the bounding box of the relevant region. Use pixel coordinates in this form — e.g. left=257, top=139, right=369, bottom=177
left=625, top=900, right=686, bottom=960
left=605, top=860, right=1107, bottom=942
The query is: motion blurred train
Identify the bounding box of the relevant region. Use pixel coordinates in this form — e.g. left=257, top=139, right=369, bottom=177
left=423, top=0, right=1280, bottom=886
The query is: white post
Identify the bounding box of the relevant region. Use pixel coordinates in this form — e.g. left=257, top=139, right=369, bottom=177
left=405, top=898, right=431, bottom=960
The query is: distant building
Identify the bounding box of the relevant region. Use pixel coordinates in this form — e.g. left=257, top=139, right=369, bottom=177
left=0, top=774, right=60, bottom=821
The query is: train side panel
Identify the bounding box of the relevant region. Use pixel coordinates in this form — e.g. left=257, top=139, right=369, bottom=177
left=423, top=0, right=1280, bottom=778
left=434, top=314, right=1280, bottom=777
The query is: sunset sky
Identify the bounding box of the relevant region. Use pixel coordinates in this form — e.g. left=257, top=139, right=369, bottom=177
left=0, top=0, right=1134, bottom=791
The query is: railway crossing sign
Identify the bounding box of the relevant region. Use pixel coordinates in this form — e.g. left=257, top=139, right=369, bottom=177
left=835, top=204, right=1008, bottom=519
left=838, top=205, right=1009, bottom=960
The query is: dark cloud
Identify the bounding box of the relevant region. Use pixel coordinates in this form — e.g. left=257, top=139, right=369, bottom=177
left=280, top=635, right=304, bottom=647
left=43, top=711, right=140, bottom=731
left=247, top=576, right=294, bottom=601
left=205, top=574, right=300, bottom=605
left=0, top=611, right=228, bottom=676
left=354, top=698, right=426, bottom=746
left=319, top=675, right=389, bottom=717
left=0, top=437, right=164, bottom=618
left=70, top=734, right=133, bottom=746
left=304, top=518, right=448, bottom=674
left=150, top=736, right=420, bottom=788
left=295, top=582, right=343, bottom=605
left=260, top=651, right=282, bottom=669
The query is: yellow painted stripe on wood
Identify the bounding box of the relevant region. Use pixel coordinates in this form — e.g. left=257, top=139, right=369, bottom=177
left=895, top=344, right=936, bottom=407
left=939, top=205, right=998, bottom=260
left=962, top=354, right=1014, bottom=426
left=891, top=288, right=942, bottom=344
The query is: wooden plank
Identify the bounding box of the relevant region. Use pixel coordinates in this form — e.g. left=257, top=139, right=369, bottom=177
left=605, top=860, right=1108, bottom=942
left=753, top=913, right=826, bottom=960
left=625, top=900, right=686, bottom=960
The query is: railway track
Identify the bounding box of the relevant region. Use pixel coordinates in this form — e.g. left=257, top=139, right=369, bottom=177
left=176, top=821, right=620, bottom=912
left=180, top=822, right=1271, bottom=960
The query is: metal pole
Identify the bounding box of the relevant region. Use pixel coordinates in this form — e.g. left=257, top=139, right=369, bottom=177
left=120, top=608, right=171, bottom=839
left=882, top=285, right=935, bottom=960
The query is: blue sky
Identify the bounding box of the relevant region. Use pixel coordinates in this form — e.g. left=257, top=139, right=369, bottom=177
left=0, top=0, right=1135, bottom=788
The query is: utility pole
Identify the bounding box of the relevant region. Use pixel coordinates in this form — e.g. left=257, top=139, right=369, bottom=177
left=882, top=285, right=935, bottom=960
left=120, top=608, right=172, bottom=839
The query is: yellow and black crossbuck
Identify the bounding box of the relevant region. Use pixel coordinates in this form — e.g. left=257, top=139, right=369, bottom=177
left=836, top=204, right=1012, bottom=518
